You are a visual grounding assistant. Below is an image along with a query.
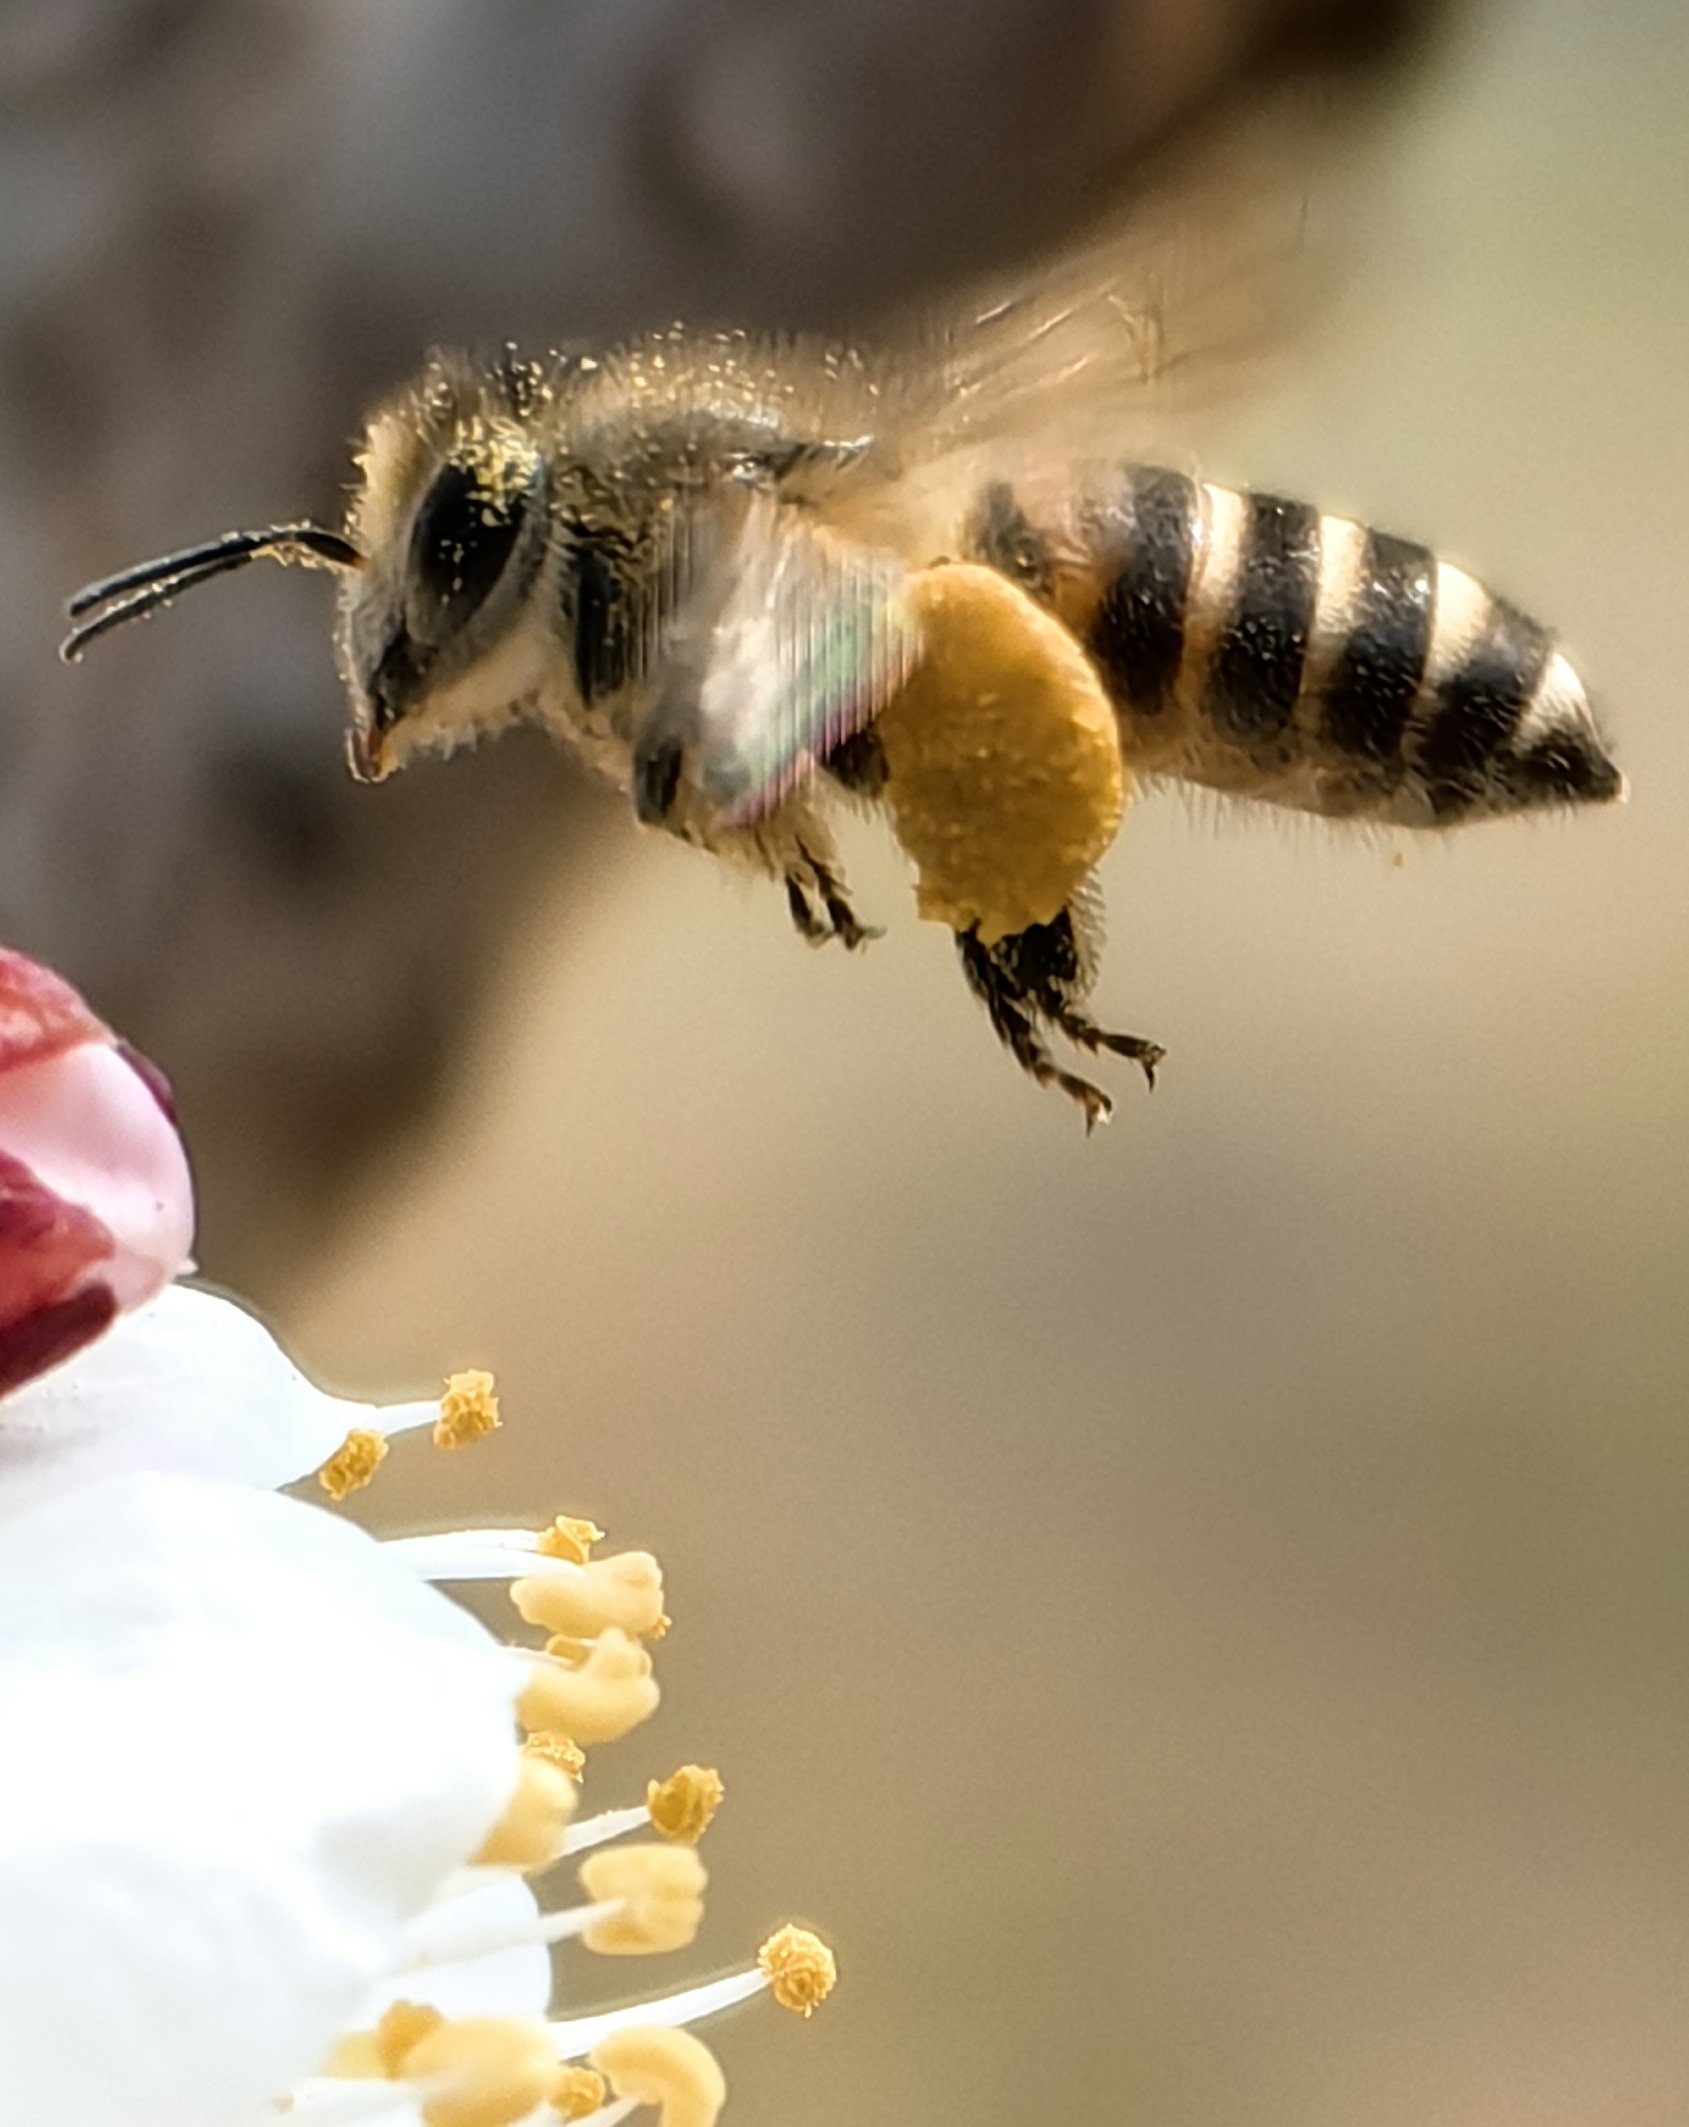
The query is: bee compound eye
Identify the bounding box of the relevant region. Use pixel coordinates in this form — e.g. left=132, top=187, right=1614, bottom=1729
left=408, top=457, right=532, bottom=638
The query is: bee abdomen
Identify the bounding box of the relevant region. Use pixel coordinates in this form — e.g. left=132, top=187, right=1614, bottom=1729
left=973, top=466, right=1623, bottom=827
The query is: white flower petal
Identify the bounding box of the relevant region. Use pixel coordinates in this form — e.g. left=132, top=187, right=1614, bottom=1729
left=0, top=1282, right=435, bottom=1507
left=359, top=1872, right=553, bottom=2024
left=0, top=1473, right=520, bottom=2127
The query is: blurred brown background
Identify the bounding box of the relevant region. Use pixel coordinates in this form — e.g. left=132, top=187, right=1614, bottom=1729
left=9, top=3, right=1689, bottom=2124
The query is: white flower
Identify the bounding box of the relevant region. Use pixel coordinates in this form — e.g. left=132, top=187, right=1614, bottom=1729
left=0, top=1280, right=452, bottom=1513
left=0, top=1291, right=834, bottom=2127
left=0, top=946, right=834, bottom=2127
left=0, top=1470, right=520, bottom=2127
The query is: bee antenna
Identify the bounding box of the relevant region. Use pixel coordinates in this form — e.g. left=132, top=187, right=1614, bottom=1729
left=60, top=523, right=363, bottom=664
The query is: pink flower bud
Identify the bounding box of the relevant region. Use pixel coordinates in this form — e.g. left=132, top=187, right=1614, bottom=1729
left=0, top=952, right=193, bottom=1394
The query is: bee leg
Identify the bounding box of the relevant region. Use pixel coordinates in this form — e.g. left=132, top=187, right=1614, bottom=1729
left=955, top=928, right=1113, bottom=1132
left=1050, top=1010, right=1165, bottom=1088
left=784, top=871, right=833, bottom=947
left=793, top=839, right=882, bottom=952
left=1001, top=910, right=1165, bottom=1090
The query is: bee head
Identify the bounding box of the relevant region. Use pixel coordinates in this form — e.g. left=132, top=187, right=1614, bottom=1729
left=61, top=350, right=556, bottom=789
left=340, top=360, right=553, bottom=783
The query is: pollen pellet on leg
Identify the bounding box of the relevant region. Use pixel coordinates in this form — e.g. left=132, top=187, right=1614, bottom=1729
left=591, top=2026, right=726, bottom=2127
left=875, top=564, right=1126, bottom=946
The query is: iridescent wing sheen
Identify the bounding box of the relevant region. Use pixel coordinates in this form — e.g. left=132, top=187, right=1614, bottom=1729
left=633, top=495, right=917, bottom=828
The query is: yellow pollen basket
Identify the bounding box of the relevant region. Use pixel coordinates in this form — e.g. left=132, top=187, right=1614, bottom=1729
left=512, top=1551, right=666, bottom=1640
left=591, top=2027, right=727, bottom=2127
left=517, top=1627, right=660, bottom=1744
left=875, top=563, right=1126, bottom=945
left=578, top=1842, right=707, bottom=1953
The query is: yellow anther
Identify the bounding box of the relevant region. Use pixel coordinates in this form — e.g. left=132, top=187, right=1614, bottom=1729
left=577, top=1843, right=706, bottom=1954
left=649, top=1612, right=672, bottom=1640
left=757, top=1925, right=837, bottom=2016
left=435, top=1369, right=500, bottom=1450
left=550, top=2064, right=608, bottom=2120
left=646, top=1765, right=724, bottom=1844
left=402, top=2016, right=559, bottom=2127
left=518, top=1629, right=659, bottom=1745
left=473, top=1747, right=578, bottom=1869
left=315, top=1428, right=388, bottom=1500
left=376, top=2000, right=448, bottom=2076
left=512, top=1552, right=666, bottom=1640
left=537, top=1516, right=604, bottom=1565
left=524, top=1730, right=586, bottom=1782
left=320, top=2030, right=384, bottom=2079
left=590, top=2027, right=725, bottom=2127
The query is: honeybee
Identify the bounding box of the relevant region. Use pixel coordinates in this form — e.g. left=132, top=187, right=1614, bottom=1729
left=62, top=225, right=1621, bottom=1125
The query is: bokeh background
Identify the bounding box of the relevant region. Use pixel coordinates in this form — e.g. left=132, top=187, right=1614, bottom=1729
left=6, top=3, right=1688, bottom=2124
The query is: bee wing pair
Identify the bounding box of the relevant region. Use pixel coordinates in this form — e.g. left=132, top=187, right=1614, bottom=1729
left=626, top=107, right=1320, bottom=831
left=628, top=493, right=919, bottom=831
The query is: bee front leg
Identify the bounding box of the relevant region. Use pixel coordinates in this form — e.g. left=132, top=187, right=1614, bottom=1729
left=787, top=836, right=881, bottom=953
left=784, top=870, right=832, bottom=946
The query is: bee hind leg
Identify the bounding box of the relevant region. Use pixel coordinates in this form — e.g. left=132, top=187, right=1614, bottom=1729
left=1048, top=1003, right=1166, bottom=1090
left=955, top=927, right=1114, bottom=1132
left=957, top=906, right=1164, bottom=1124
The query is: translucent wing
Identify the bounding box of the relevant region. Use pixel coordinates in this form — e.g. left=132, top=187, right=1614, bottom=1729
left=638, top=94, right=1346, bottom=828
left=871, top=90, right=1346, bottom=471
left=631, top=493, right=917, bottom=828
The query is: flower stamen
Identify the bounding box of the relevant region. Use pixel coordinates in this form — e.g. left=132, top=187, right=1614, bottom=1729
left=591, top=2027, right=725, bottom=2127
left=757, top=1926, right=837, bottom=2016
left=538, top=1515, right=605, bottom=1564
left=518, top=1629, right=659, bottom=1744
left=512, top=1551, right=665, bottom=1640
left=577, top=1844, right=706, bottom=1954
left=473, top=1748, right=578, bottom=1869
left=315, top=1426, right=389, bottom=1499
left=435, top=1369, right=501, bottom=1449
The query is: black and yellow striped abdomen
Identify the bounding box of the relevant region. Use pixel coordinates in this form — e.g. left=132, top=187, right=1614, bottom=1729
left=964, top=467, right=1622, bottom=827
